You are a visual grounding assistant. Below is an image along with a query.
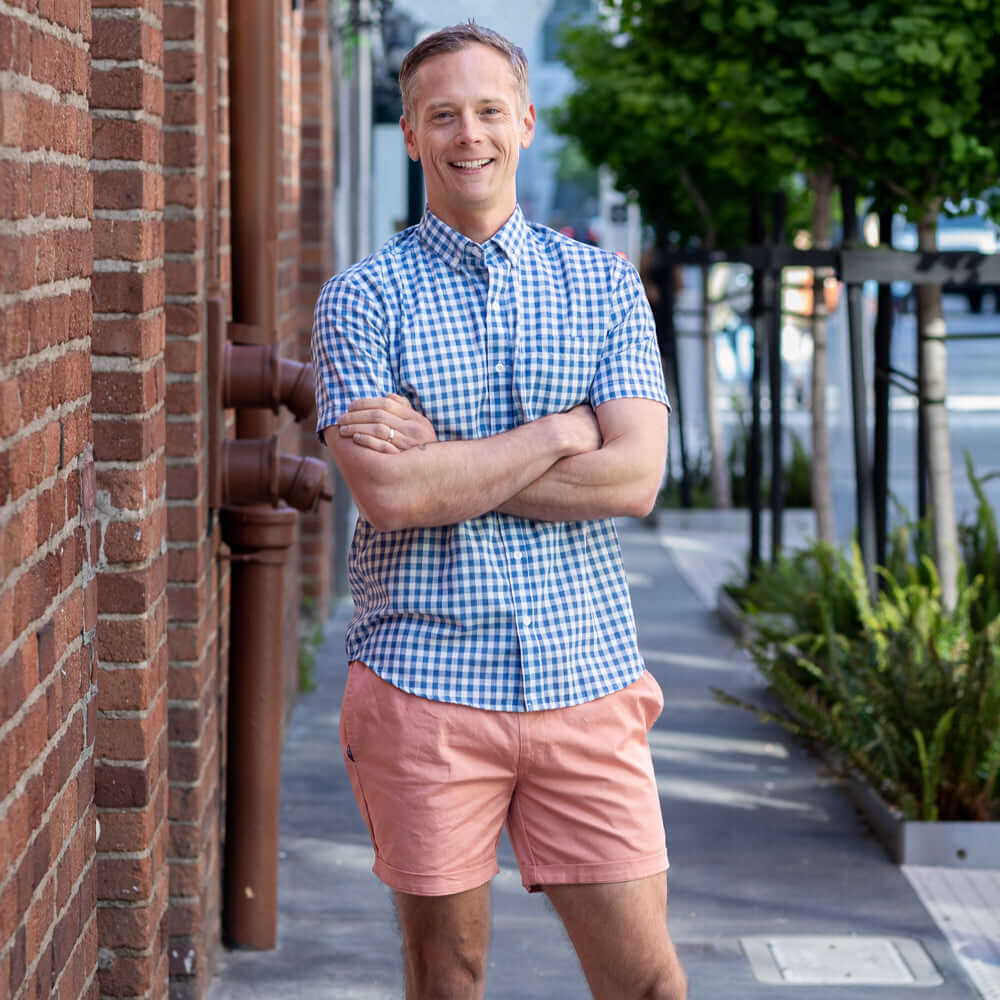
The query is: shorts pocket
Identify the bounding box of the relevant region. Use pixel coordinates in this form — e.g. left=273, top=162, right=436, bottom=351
left=340, top=663, right=381, bottom=855
left=638, top=669, right=664, bottom=730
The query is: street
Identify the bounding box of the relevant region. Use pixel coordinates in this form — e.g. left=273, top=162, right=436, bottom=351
left=672, top=274, right=1000, bottom=545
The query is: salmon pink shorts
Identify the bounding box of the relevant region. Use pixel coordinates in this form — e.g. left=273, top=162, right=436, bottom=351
left=339, top=661, right=669, bottom=896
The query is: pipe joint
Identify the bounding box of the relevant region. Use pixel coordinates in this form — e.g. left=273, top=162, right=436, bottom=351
left=224, top=343, right=316, bottom=422
left=222, top=438, right=333, bottom=512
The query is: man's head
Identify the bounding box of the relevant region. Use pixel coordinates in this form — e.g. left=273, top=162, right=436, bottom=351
left=398, top=23, right=536, bottom=243
left=399, top=23, right=530, bottom=122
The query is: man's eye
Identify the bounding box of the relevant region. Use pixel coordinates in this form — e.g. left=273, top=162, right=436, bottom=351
left=483, top=108, right=501, bottom=116
left=433, top=112, right=454, bottom=122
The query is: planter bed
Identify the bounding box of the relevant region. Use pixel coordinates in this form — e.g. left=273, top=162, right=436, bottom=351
left=846, top=775, right=1000, bottom=869
left=716, top=584, right=1000, bottom=869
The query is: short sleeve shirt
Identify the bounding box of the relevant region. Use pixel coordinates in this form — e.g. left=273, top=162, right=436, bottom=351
left=311, top=207, right=669, bottom=711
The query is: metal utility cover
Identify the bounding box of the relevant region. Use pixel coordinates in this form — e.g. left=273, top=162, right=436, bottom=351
left=741, top=936, right=943, bottom=986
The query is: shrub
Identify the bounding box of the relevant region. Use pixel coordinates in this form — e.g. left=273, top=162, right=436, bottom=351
left=719, top=458, right=1000, bottom=822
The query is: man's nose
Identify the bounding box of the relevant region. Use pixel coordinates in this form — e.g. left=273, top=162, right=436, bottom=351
left=455, top=111, right=483, bottom=143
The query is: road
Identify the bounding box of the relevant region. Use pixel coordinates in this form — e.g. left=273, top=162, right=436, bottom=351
left=672, top=276, right=1000, bottom=545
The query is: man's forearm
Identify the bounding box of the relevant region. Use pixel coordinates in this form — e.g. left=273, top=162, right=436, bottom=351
left=497, top=398, right=668, bottom=522
left=329, top=406, right=600, bottom=531
left=497, top=442, right=658, bottom=522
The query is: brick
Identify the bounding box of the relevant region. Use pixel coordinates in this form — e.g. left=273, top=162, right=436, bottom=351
left=90, top=65, right=164, bottom=115
left=95, top=901, right=158, bottom=951
left=93, top=216, right=163, bottom=262
left=91, top=269, right=165, bottom=315
left=0, top=377, right=22, bottom=436
left=93, top=168, right=163, bottom=212
left=97, top=559, right=167, bottom=615
left=91, top=17, right=161, bottom=63
left=94, top=763, right=154, bottom=807
left=92, top=312, right=166, bottom=359
left=92, top=361, right=165, bottom=415
left=96, top=462, right=164, bottom=512
left=91, top=118, right=160, bottom=162
left=165, top=377, right=200, bottom=417
left=101, top=507, right=164, bottom=564
left=92, top=411, right=165, bottom=463
left=95, top=594, right=166, bottom=663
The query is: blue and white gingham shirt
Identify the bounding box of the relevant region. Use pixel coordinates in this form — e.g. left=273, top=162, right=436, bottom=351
left=312, top=207, right=669, bottom=711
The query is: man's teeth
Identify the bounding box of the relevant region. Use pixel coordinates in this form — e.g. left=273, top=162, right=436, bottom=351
left=453, top=159, right=491, bottom=168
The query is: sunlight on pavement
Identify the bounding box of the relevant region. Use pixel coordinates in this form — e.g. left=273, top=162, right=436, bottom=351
left=656, top=775, right=827, bottom=816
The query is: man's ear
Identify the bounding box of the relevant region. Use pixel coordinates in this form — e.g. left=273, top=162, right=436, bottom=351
left=520, top=102, right=537, bottom=150
left=400, top=115, right=420, bottom=162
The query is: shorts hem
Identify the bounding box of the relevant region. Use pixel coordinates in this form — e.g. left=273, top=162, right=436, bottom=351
left=520, top=849, right=668, bottom=893
left=372, top=857, right=500, bottom=897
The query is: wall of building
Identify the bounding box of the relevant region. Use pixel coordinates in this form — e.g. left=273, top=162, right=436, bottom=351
left=1, top=1, right=101, bottom=996
left=0, top=0, right=339, bottom=995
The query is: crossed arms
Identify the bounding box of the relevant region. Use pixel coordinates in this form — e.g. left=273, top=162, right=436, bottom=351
left=323, top=393, right=668, bottom=532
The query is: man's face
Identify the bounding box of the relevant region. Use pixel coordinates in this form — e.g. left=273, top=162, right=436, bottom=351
left=401, top=43, right=536, bottom=240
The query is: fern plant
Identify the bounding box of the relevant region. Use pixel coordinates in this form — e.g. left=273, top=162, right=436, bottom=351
left=720, top=529, right=1000, bottom=822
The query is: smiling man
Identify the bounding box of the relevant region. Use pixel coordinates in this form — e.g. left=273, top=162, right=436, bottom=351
left=311, top=22, right=685, bottom=1000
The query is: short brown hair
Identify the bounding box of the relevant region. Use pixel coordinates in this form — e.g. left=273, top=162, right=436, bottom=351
left=398, top=22, right=530, bottom=122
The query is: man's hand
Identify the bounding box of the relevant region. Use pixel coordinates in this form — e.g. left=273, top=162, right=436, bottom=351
left=335, top=393, right=438, bottom=453
left=560, top=402, right=603, bottom=456
left=338, top=394, right=601, bottom=458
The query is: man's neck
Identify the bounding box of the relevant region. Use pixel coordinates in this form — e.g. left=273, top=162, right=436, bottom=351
left=429, top=203, right=516, bottom=244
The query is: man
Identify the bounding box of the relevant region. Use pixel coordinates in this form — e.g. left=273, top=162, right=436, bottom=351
left=312, top=22, right=686, bottom=1000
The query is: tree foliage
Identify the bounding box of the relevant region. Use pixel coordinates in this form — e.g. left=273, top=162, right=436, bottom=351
left=554, top=0, right=1000, bottom=238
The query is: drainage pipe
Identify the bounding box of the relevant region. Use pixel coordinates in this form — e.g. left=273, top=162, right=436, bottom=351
left=223, top=0, right=288, bottom=951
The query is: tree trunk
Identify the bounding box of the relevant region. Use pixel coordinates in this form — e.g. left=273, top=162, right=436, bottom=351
left=701, top=261, right=731, bottom=507
left=807, top=165, right=835, bottom=544
left=917, top=206, right=959, bottom=609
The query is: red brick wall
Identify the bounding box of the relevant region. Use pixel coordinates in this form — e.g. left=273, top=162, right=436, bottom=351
left=162, top=0, right=224, bottom=995
left=2, top=0, right=338, bottom=995
left=296, top=0, right=336, bottom=621
left=277, top=4, right=304, bottom=711
left=0, top=2, right=100, bottom=997
left=90, top=0, right=171, bottom=995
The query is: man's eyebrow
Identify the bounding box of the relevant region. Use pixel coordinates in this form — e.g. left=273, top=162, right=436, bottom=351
left=424, top=96, right=512, bottom=111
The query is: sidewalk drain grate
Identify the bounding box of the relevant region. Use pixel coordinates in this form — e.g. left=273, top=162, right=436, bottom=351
left=740, top=936, right=943, bottom=986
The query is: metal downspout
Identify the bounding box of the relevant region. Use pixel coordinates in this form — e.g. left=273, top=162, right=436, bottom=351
left=221, top=0, right=304, bottom=950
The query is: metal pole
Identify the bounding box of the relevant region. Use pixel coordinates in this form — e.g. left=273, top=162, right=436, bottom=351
left=846, top=282, right=877, bottom=593
left=768, top=190, right=787, bottom=562
left=748, top=193, right=766, bottom=571
left=655, top=249, right=692, bottom=508
left=916, top=295, right=929, bottom=520
left=873, top=208, right=894, bottom=569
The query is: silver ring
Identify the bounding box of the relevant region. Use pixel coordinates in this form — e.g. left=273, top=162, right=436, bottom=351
left=387, top=427, right=395, bottom=442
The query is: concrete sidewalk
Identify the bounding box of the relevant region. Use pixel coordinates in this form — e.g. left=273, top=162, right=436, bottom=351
left=209, top=514, right=984, bottom=999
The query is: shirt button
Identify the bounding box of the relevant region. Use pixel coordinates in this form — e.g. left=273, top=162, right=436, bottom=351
left=494, top=361, right=506, bottom=374
left=523, top=617, right=532, bottom=627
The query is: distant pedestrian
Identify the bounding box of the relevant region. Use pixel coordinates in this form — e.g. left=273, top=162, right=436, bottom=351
left=312, top=22, right=684, bottom=1000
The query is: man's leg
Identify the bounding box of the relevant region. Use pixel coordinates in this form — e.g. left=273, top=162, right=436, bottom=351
left=545, top=872, right=687, bottom=1000
left=395, top=883, right=492, bottom=1000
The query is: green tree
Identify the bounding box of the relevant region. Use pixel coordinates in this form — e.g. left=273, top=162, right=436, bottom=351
left=557, top=0, right=1000, bottom=591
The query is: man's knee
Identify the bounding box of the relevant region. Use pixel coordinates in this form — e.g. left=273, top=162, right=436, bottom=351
left=404, top=941, right=486, bottom=1000
left=638, top=961, right=687, bottom=1000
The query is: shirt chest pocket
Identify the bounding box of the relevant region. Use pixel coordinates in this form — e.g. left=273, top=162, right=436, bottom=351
left=514, top=329, right=602, bottom=420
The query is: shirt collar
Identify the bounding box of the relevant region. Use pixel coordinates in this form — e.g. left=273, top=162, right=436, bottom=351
left=418, top=206, right=529, bottom=269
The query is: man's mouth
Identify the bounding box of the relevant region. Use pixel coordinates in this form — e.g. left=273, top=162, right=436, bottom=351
left=451, top=158, right=493, bottom=171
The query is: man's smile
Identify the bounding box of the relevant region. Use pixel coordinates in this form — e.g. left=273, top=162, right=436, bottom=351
left=451, top=158, right=494, bottom=171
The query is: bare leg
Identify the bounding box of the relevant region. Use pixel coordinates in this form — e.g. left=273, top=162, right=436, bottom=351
left=394, top=883, right=492, bottom=1000
left=545, top=872, right=687, bottom=1000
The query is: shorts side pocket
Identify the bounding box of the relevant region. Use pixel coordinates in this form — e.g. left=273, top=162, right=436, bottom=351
left=340, top=662, right=381, bottom=856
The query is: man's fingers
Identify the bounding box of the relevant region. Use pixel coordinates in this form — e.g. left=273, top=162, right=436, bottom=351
left=349, top=431, right=399, bottom=453
left=339, top=422, right=402, bottom=447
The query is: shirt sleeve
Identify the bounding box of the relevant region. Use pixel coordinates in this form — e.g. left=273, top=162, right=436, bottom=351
left=311, top=269, right=394, bottom=442
left=589, top=259, right=671, bottom=412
